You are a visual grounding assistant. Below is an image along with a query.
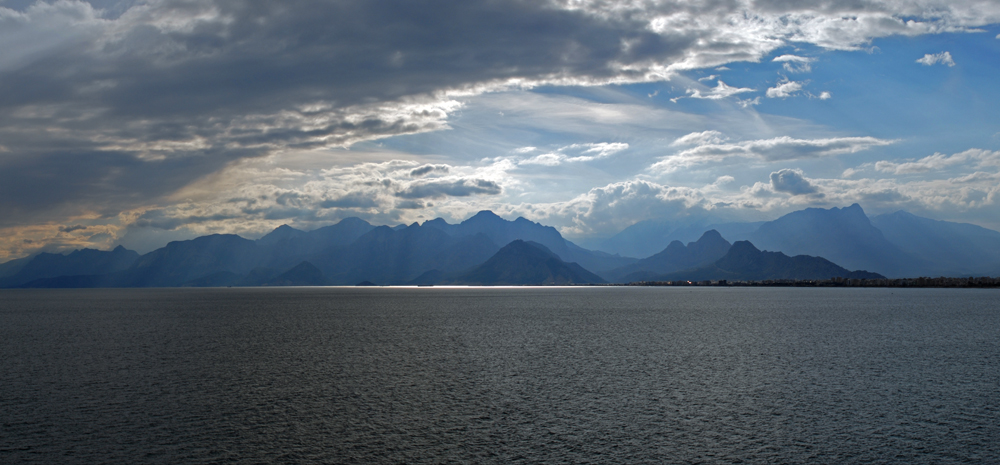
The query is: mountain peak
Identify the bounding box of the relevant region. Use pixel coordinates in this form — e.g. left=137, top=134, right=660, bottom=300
left=470, top=210, right=503, bottom=221
left=694, top=229, right=724, bottom=243
left=423, top=217, right=449, bottom=227
left=729, top=240, right=761, bottom=255
left=456, top=239, right=605, bottom=285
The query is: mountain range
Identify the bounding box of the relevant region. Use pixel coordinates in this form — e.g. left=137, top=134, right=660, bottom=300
left=595, top=204, right=1000, bottom=278
left=1, top=204, right=998, bottom=287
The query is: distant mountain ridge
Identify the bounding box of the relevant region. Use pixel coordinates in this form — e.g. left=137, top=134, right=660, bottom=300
left=871, top=210, right=1000, bottom=276
left=604, top=230, right=732, bottom=283
left=3, top=211, right=626, bottom=288
left=651, top=241, right=885, bottom=282
left=0, top=246, right=139, bottom=288
left=4, top=205, right=999, bottom=288
left=451, top=240, right=606, bottom=285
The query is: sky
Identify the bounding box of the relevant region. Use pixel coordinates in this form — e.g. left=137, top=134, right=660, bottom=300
left=2, top=0, right=1000, bottom=258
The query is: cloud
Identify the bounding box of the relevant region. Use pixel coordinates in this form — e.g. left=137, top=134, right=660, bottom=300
left=517, top=179, right=715, bottom=237
left=818, top=91, right=832, bottom=100
left=772, top=55, right=815, bottom=73
left=916, top=51, right=956, bottom=66
left=653, top=136, right=896, bottom=172
left=410, top=164, right=450, bottom=177
left=766, top=78, right=805, bottom=98
left=874, top=149, right=1000, bottom=174
left=672, top=130, right=729, bottom=146
left=396, top=179, right=502, bottom=199
left=518, top=142, right=629, bottom=166
left=4, top=0, right=1000, bottom=256
left=678, top=81, right=755, bottom=101
left=770, top=169, right=819, bottom=195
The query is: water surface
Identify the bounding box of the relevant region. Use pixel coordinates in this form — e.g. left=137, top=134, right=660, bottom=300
left=2, top=287, right=998, bottom=463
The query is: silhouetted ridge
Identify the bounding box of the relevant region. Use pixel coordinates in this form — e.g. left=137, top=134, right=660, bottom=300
left=649, top=240, right=884, bottom=282
left=455, top=240, right=606, bottom=285
left=606, top=229, right=731, bottom=282
left=748, top=204, right=918, bottom=277
left=0, top=246, right=139, bottom=288
left=421, top=211, right=635, bottom=273
left=264, top=261, right=328, bottom=286
left=871, top=210, right=1000, bottom=276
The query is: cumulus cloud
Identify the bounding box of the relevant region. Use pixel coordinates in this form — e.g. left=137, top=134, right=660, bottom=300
left=653, top=136, right=896, bottom=171
left=772, top=55, right=815, bottom=73
left=766, top=78, right=806, bottom=98
left=518, top=179, right=715, bottom=237
left=916, top=51, right=956, bottom=66
left=818, top=91, right=832, bottom=100
left=770, top=169, right=819, bottom=195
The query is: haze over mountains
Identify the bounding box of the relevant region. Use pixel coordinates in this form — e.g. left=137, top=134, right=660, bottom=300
left=1, top=204, right=998, bottom=287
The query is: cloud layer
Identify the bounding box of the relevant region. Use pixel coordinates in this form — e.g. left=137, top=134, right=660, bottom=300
left=3, top=0, right=1000, bottom=257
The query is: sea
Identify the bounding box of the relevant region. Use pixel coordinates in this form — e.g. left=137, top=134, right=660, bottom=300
left=1, top=287, right=998, bottom=463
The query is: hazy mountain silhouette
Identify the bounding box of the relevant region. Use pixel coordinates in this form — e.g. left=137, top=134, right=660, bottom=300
left=595, top=218, right=762, bottom=259
left=128, top=234, right=264, bottom=287
left=748, top=204, right=920, bottom=278
left=0, top=245, right=139, bottom=287
left=605, top=230, right=732, bottom=282
left=871, top=210, right=1000, bottom=276
left=318, top=223, right=501, bottom=285
left=262, top=261, right=328, bottom=286
left=7, top=206, right=1000, bottom=288
left=424, top=211, right=634, bottom=272
left=0, top=255, right=32, bottom=279
left=455, top=240, right=606, bottom=285
left=256, top=217, right=375, bottom=270
left=650, top=241, right=885, bottom=282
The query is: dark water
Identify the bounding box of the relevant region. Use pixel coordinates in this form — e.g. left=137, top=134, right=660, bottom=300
left=1, top=287, right=999, bottom=463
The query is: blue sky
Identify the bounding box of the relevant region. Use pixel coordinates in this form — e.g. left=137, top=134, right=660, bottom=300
left=1, top=0, right=1000, bottom=258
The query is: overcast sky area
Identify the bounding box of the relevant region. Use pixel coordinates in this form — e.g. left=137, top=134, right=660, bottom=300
left=2, top=0, right=1000, bottom=258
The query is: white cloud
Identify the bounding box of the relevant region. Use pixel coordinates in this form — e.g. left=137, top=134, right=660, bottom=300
left=678, top=81, right=755, bottom=101
left=766, top=78, right=805, bottom=98
left=772, top=55, right=815, bottom=73
left=518, top=142, right=629, bottom=166
left=818, top=91, right=832, bottom=100
left=916, top=51, right=956, bottom=67
left=653, top=136, right=896, bottom=172
left=517, top=179, right=714, bottom=237
left=698, top=75, right=719, bottom=82
left=671, top=130, right=729, bottom=146
left=874, top=149, right=1000, bottom=174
